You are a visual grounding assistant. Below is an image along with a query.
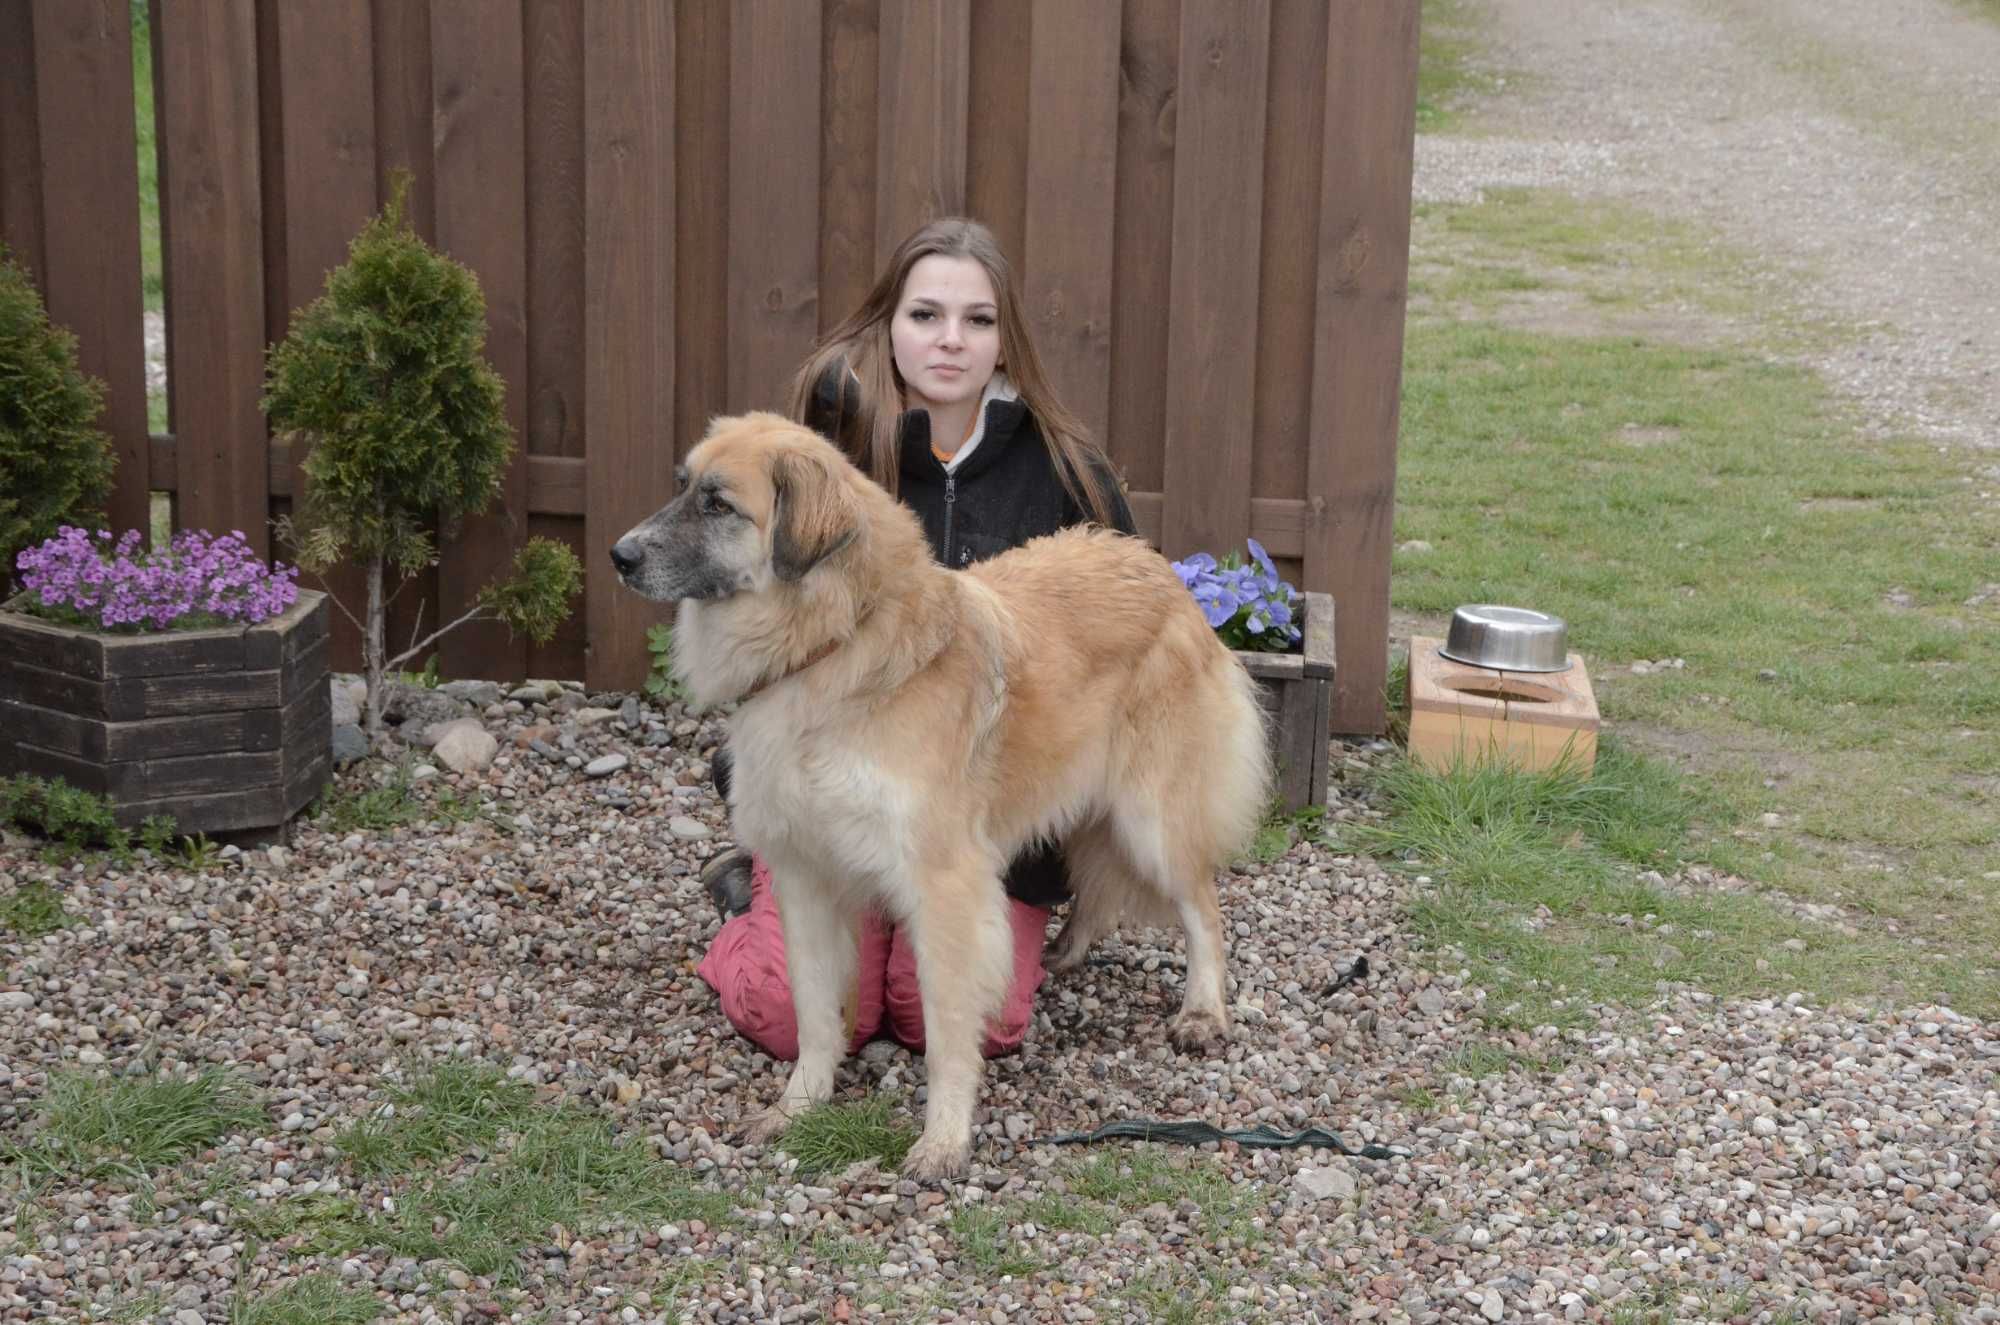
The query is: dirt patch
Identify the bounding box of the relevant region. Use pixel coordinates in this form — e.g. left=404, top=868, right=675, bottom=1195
left=1613, top=424, right=1682, bottom=447
left=1612, top=721, right=1814, bottom=786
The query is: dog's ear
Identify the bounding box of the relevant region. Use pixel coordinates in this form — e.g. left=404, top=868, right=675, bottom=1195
left=769, top=448, right=860, bottom=582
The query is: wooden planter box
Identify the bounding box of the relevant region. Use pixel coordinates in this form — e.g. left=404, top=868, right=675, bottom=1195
left=0, top=591, right=331, bottom=836
left=1234, top=590, right=1336, bottom=814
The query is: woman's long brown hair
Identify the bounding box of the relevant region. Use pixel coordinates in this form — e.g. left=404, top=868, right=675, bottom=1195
left=784, top=217, right=1119, bottom=526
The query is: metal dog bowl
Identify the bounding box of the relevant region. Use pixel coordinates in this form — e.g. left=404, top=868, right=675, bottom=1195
left=1438, top=605, right=1571, bottom=673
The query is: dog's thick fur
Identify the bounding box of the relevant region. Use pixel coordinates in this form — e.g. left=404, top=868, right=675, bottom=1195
left=611, top=413, right=1270, bottom=1178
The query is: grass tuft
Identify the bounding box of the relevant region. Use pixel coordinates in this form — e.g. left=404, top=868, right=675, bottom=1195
left=0, top=881, right=73, bottom=939
left=335, top=1058, right=537, bottom=1176
left=6, top=1068, right=264, bottom=1182
left=776, top=1099, right=916, bottom=1178
left=229, top=1273, right=381, bottom=1325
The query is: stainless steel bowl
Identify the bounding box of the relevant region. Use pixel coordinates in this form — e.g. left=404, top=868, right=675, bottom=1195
left=1438, top=605, right=1571, bottom=673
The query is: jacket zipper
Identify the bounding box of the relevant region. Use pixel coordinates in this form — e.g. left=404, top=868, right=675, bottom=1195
left=942, top=475, right=957, bottom=566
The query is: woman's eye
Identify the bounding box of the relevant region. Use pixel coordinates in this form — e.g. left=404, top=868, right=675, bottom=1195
left=971, top=314, right=996, bottom=328
left=907, top=308, right=934, bottom=322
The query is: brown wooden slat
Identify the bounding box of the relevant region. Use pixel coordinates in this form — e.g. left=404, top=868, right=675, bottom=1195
left=138, top=669, right=283, bottom=719
left=818, top=0, right=879, bottom=338
left=1310, top=1, right=1419, bottom=734
left=30, top=0, right=151, bottom=542
left=1122, top=492, right=1305, bottom=560
left=1106, top=0, right=1178, bottom=491
left=276, top=0, right=377, bottom=674
left=1023, top=0, right=1120, bottom=449
left=0, top=2, right=46, bottom=279
left=371, top=0, right=434, bottom=240
left=675, top=0, right=728, bottom=450
left=874, top=0, right=969, bottom=264
left=1252, top=0, right=1327, bottom=504
left=966, top=0, right=1030, bottom=263
left=113, top=784, right=286, bottom=833
left=156, top=2, right=268, bottom=556
left=433, top=2, right=530, bottom=683
left=1160, top=1, right=1270, bottom=563
left=584, top=1, right=678, bottom=692
left=526, top=0, right=586, bottom=460
left=728, top=1, right=822, bottom=414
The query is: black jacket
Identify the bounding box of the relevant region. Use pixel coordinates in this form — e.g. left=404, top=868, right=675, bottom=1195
left=806, top=370, right=1138, bottom=906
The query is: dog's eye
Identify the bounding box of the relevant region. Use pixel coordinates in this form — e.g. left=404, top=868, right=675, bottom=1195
left=673, top=465, right=690, bottom=492
left=701, top=490, right=734, bottom=518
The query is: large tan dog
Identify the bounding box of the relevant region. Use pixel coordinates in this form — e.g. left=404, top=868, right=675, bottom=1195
left=610, top=413, right=1270, bottom=1178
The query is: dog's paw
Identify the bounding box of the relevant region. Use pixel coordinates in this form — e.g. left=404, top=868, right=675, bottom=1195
left=1168, top=1008, right=1229, bottom=1055
left=1043, top=931, right=1089, bottom=973
left=900, top=1132, right=971, bottom=1183
left=741, top=1105, right=796, bottom=1147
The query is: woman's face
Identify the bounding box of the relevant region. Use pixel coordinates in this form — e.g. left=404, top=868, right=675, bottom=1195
left=890, top=254, right=1002, bottom=415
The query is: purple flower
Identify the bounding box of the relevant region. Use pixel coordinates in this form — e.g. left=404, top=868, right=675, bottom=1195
left=1169, top=541, right=1304, bottom=653
left=12, top=526, right=299, bottom=634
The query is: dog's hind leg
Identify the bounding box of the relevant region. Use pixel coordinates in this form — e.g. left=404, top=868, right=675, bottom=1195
left=1109, top=806, right=1232, bottom=1053
left=743, top=872, right=860, bottom=1145
left=1043, top=819, right=1134, bottom=973
left=900, top=862, right=1013, bottom=1180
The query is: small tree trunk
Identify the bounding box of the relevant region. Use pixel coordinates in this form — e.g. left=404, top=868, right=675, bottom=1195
left=363, top=555, right=387, bottom=737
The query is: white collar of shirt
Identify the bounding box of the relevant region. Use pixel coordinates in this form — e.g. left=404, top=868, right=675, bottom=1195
left=936, top=373, right=1019, bottom=474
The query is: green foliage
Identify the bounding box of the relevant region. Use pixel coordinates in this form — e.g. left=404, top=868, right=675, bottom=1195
left=477, top=536, right=584, bottom=645
left=5, top=1068, right=264, bottom=1182
left=0, top=247, right=116, bottom=590
left=0, top=881, right=73, bottom=940
left=335, top=1059, right=537, bottom=1176
left=263, top=179, right=512, bottom=579
left=0, top=774, right=131, bottom=860
left=776, top=1099, right=916, bottom=1177
left=229, top=1274, right=382, bottom=1325
left=645, top=623, right=684, bottom=703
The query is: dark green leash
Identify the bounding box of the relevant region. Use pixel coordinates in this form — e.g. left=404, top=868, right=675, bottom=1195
left=1044, top=1118, right=1409, bottom=1159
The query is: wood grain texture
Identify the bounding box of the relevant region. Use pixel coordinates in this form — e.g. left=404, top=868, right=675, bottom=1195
left=525, top=0, right=586, bottom=459
left=1106, top=0, right=1178, bottom=490
left=371, top=0, right=434, bottom=239
left=156, top=1, right=269, bottom=557
left=433, top=3, right=530, bottom=682
left=674, top=0, right=728, bottom=451
left=275, top=0, right=376, bottom=670
left=1023, top=0, right=1120, bottom=448
left=0, top=2, right=45, bottom=279
left=1160, top=0, right=1270, bottom=563
left=584, top=1, right=678, bottom=692
left=28, top=0, right=150, bottom=540
left=818, top=0, right=879, bottom=337
left=1309, top=0, right=1418, bottom=733
left=966, top=0, right=1030, bottom=263
left=728, top=1, right=822, bottom=413
left=874, top=0, right=969, bottom=265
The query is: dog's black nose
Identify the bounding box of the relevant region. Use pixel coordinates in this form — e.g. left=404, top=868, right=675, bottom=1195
left=609, top=542, right=641, bottom=576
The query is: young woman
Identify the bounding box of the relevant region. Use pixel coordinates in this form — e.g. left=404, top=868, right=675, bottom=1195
left=696, top=216, right=1135, bottom=1061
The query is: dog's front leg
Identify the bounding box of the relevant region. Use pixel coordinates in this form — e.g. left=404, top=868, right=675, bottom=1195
left=901, top=875, right=1013, bottom=1180
left=743, top=874, right=857, bottom=1146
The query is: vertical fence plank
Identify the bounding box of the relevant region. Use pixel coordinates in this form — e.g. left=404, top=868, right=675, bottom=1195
left=371, top=0, right=433, bottom=240
left=585, top=1, right=677, bottom=693
left=819, top=0, right=878, bottom=336
left=1107, top=0, right=1177, bottom=496
left=728, top=2, right=822, bottom=414
left=276, top=0, right=376, bottom=670
left=0, top=4, right=46, bottom=282
left=1024, top=0, right=1120, bottom=450
left=523, top=0, right=588, bottom=683
left=27, top=0, right=150, bottom=543
left=1310, top=0, right=1419, bottom=733
left=1251, top=0, right=1326, bottom=516
left=432, top=3, right=529, bottom=682
left=674, top=1, right=728, bottom=453
left=966, top=0, right=1030, bottom=264
left=157, top=1, right=268, bottom=557
left=875, top=0, right=969, bottom=264
left=1160, top=0, right=1269, bottom=561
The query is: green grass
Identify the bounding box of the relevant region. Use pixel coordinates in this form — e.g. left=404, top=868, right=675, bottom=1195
left=947, top=1205, right=1040, bottom=1279
left=1063, top=1149, right=1261, bottom=1245
left=0, top=881, right=72, bottom=939
left=1417, top=0, right=1503, bottom=132
left=334, top=1058, right=538, bottom=1175
left=1387, top=186, right=2000, bottom=1017
left=775, top=1099, right=916, bottom=1177
left=131, top=2, right=161, bottom=313
left=5, top=1068, right=264, bottom=1182
left=230, top=1274, right=381, bottom=1325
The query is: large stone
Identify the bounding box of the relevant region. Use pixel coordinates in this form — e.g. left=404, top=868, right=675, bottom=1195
left=441, top=679, right=504, bottom=707
left=330, top=677, right=361, bottom=728
left=431, top=720, right=499, bottom=775
left=331, top=724, right=370, bottom=767
left=382, top=682, right=466, bottom=736
left=584, top=753, right=629, bottom=778
left=1294, top=1165, right=1356, bottom=1202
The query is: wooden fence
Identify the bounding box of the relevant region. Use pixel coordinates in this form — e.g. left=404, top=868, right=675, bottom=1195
left=0, top=0, right=1418, bottom=733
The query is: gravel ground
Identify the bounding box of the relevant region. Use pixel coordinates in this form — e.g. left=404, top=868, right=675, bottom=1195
left=1417, top=0, right=2000, bottom=451
left=3, top=690, right=1998, bottom=1324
